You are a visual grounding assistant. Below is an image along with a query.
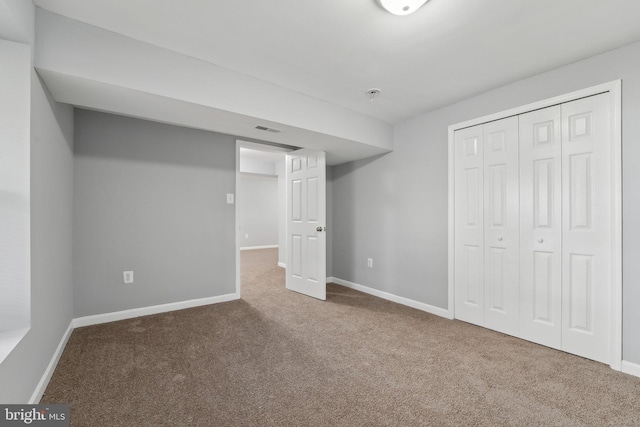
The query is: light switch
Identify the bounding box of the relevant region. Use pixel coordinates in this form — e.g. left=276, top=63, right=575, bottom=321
left=227, top=193, right=235, bottom=204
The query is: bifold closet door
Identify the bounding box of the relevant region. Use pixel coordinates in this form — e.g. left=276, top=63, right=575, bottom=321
left=519, top=106, right=562, bottom=349
left=454, top=117, right=519, bottom=333
left=483, top=117, right=519, bottom=336
left=455, top=92, right=613, bottom=364
left=519, top=94, right=612, bottom=363
left=561, top=93, right=611, bottom=364
left=454, top=125, right=484, bottom=326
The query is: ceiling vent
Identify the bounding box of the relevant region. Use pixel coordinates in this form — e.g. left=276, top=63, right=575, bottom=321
left=255, top=125, right=281, bottom=133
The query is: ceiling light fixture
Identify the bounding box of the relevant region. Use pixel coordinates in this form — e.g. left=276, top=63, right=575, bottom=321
left=377, top=0, right=429, bottom=16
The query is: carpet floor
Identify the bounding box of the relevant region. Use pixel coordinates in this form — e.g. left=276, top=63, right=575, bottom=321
left=42, top=249, right=640, bottom=426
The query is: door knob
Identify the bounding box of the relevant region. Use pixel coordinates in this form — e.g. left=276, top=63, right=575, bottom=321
left=537, top=238, right=544, bottom=243
left=316, top=226, right=326, bottom=232
left=497, top=236, right=503, bottom=241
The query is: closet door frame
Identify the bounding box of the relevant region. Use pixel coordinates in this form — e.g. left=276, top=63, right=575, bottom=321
left=447, top=80, right=622, bottom=370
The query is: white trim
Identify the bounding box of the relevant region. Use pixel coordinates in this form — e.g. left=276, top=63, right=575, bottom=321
left=448, top=125, right=456, bottom=317
left=329, top=277, right=453, bottom=319
left=30, top=294, right=238, bottom=402
left=609, top=80, right=623, bottom=371
left=448, top=80, right=623, bottom=370
left=449, top=81, right=616, bottom=132
left=72, top=293, right=239, bottom=328
left=29, top=322, right=74, bottom=404
left=240, top=245, right=278, bottom=251
left=0, top=327, right=30, bottom=365
left=235, top=141, right=241, bottom=298
left=621, top=360, right=640, bottom=379
left=278, top=262, right=286, bottom=268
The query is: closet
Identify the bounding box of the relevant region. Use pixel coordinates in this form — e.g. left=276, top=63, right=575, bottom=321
left=453, top=92, right=612, bottom=364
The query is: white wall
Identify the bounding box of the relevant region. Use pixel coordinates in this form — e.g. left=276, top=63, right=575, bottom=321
left=0, top=39, right=31, bottom=340
left=238, top=173, right=279, bottom=248
left=0, top=0, right=73, bottom=403
left=73, top=110, right=236, bottom=317
left=332, top=39, right=640, bottom=365
left=0, top=1, right=75, bottom=403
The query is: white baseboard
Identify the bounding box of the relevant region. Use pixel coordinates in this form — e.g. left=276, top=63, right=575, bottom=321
left=73, top=293, right=240, bottom=328
left=621, top=360, right=640, bottom=378
left=29, top=321, right=74, bottom=404
left=278, top=262, right=286, bottom=268
left=328, top=277, right=453, bottom=319
left=31, top=293, right=239, bottom=402
left=240, top=245, right=278, bottom=251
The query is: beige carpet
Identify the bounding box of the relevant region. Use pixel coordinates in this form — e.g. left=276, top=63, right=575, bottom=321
left=42, top=249, right=640, bottom=426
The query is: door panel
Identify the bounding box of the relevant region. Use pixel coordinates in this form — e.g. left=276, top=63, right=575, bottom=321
left=483, top=117, right=519, bottom=335
left=454, top=125, right=484, bottom=325
left=286, top=149, right=326, bottom=300
left=464, top=245, right=481, bottom=304
left=569, top=153, right=593, bottom=230
left=568, top=253, right=593, bottom=331
left=561, top=93, right=611, bottom=363
left=465, top=168, right=481, bottom=226
left=519, top=105, right=562, bottom=349
left=488, top=247, right=506, bottom=311
left=532, top=251, right=553, bottom=323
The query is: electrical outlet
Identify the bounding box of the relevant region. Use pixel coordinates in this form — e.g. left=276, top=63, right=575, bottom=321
left=123, top=271, right=134, bottom=284
left=367, top=258, right=373, bottom=268
left=227, top=193, right=235, bottom=204
left=245, top=234, right=249, bottom=239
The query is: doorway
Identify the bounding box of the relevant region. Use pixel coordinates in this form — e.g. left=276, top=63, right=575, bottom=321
left=235, top=140, right=288, bottom=297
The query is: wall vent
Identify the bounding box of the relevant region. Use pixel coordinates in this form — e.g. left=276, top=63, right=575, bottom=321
left=255, top=125, right=281, bottom=133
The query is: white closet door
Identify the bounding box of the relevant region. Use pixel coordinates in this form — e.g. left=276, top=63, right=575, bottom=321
left=483, top=117, right=519, bottom=335
left=519, top=106, right=562, bottom=349
left=454, top=125, right=484, bottom=326
left=561, top=93, right=611, bottom=364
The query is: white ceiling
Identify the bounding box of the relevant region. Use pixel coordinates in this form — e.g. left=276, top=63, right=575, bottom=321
left=32, top=0, right=640, bottom=125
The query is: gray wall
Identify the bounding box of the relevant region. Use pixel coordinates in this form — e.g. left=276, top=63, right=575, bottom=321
left=238, top=173, right=278, bottom=248
left=73, top=110, right=236, bottom=317
left=0, top=70, right=74, bottom=402
left=332, top=40, right=640, bottom=364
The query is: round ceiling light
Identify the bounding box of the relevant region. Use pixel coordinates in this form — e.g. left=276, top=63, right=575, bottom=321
left=377, top=0, right=429, bottom=16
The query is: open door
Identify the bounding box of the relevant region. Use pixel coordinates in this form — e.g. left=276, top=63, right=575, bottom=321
left=285, top=149, right=326, bottom=300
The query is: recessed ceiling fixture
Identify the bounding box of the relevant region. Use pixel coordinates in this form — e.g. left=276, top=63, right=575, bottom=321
left=377, top=0, right=429, bottom=16
left=367, top=88, right=381, bottom=102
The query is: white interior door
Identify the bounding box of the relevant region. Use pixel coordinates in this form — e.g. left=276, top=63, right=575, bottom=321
left=285, top=149, right=326, bottom=300
left=519, top=105, right=563, bottom=349
left=483, top=117, right=519, bottom=335
left=454, top=124, right=484, bottom=325
left=561, top=93, right=611, bottom=363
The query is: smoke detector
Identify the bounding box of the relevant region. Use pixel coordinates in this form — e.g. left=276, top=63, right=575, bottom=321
left=366, top=88, right=382, bottom=102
